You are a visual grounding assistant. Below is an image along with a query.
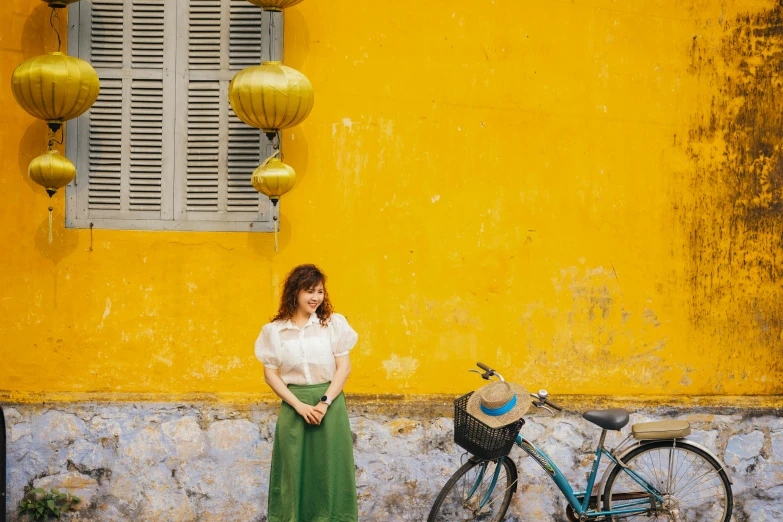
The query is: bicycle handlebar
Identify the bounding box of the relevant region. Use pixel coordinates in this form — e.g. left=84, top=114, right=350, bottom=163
left=473, top=362, right=504, bottom=381
left=472, top=363, right=563, bottom=411
left=530, top=391, right=564, bottom=413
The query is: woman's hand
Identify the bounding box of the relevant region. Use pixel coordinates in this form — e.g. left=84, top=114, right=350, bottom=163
left=294, top=402, right=320, bottom=425
left=313, top=403, right=328, bottom=424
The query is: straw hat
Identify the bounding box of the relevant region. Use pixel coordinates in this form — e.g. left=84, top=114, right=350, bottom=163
left=466, top=381, right=532, bottom=428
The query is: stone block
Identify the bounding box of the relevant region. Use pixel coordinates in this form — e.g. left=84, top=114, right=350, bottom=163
left=34, top=410, right=88, bottom=447
left=206, top=419, right=259, bottom=456
left=33, top=471, right=99, bottom=510
left=66, top=439, right=112, bottom=472
left=725, top=431, right=765, bottom=467
left=162, top=416, right=206, bottom=461
left=119, top=426, right=168, bottom=469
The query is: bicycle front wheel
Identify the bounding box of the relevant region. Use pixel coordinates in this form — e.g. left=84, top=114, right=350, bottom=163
left=427, top=457, right=517, bottom=522
left=603, top=440, right=732, bottom=521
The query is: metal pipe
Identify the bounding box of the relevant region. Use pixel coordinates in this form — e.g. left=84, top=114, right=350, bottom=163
left=598, top=429, right=607, bottom=449
left=1, top=405, right=6, bottom=522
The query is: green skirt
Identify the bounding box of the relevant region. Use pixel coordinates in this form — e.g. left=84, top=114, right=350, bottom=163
left=268, top=382, right=358, bottom=522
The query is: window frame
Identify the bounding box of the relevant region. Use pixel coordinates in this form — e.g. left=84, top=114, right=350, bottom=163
left=65, top=0, right=283, bottom=233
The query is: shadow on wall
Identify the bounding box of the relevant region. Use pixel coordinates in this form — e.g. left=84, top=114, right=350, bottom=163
left=247, top=212, right=293, bottom=256
left=34, top=211, right=79, bottom=265
left=19, top=121, right=80, bottom=271
left=21, top=4, right=66, bottom=60
left=17, top=121, right=50, bottom=193
left=246, top=126, right=309, bottom=256
left=283, top=7, right=310, bottom=71
left=284, top=125, right=310, bottom=189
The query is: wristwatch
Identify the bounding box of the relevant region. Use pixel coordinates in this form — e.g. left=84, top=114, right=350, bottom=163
left=320, top=395, right=332, bottom=406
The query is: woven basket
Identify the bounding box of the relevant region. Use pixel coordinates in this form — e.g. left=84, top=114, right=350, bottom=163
left=453, top=391, right=525, bottom=460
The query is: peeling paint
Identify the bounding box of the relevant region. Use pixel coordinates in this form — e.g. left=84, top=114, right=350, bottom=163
left=382, top=354, right=420, bottom=382
left=98, top=298, right=112, bottom=330
left=680, top=1, right=783, bottom=391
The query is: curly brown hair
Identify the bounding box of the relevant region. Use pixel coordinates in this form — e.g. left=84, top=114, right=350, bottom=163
left=272, top=264, right=333, bottom=326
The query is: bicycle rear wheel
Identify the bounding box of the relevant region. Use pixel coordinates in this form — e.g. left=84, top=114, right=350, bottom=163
left=427, top=457, right=517, bottom=522
left=603, top=440, right=732, bottom=521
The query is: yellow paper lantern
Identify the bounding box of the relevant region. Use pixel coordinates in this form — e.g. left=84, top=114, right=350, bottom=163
left=29, top=150, right=76, bottom=244
left=28, top=150, right=76, bottom=197
left=244, top=0, right=304, bottom=11
left=11, top=52, right=100, bottom=132
left=228, top=61, right=313, bottom=136
left=252, top=157, right=296, bottom=204
left=40, top=0, right=81, bottom=8
left=252, top=155, right=295, bottom=251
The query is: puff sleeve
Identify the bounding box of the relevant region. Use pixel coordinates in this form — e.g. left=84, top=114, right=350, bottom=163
left=255, top=324, right=280, bottom=369
left=330, top=313, right=358, bottom=357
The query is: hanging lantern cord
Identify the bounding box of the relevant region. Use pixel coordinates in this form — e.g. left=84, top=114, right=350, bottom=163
left=49, top=8, right=62, bottom=52
left=268, top=10, right=276, bottom=60
left=260, top=148, right=281, bottom=167
left=48, top=127, right=63, bottom=151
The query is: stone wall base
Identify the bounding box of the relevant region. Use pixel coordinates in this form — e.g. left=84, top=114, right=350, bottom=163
left=2, top=399, right=781, bottom=521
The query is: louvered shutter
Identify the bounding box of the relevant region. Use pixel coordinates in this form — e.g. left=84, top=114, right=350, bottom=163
left=67, top=0, right=175, bottom=226
left=173, top=0, right=275, bottom=225
left=66, top=0, right=280, bottom=232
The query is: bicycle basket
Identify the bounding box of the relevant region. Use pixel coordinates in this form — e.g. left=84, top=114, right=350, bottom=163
left=454, top=391, right=525, bottom=460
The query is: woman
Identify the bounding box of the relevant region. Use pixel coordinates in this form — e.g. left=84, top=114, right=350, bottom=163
left=255, top=264, right=359, bottom=522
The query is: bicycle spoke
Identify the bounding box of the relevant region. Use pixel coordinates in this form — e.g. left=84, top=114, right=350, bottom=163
left=673, top=454, right=707, bottom=494
left=671, top=449, right=692, bottom=488
left=670, top=450, right=694, bottom=494
left=678, top=490, right=725, bottom=506
left=480, top=477, right=516, bottom=512
left=430, top=460, right=513, bottom=522
left=605, top=444, right=729, bottom=522
left=676, top=467, right=717, bottom=498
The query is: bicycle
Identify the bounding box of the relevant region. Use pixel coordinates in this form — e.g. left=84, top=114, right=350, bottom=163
left=428, top=362, right=733, bottom=521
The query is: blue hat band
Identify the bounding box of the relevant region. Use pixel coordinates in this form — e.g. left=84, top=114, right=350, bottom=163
left=479, top=394, right=517, bottom=416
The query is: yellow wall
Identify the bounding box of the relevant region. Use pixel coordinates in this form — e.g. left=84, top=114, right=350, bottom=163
left=2, top=0, right=781, bottom=400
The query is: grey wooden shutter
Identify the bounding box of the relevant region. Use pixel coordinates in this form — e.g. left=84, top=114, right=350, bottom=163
left=66, top=0, right=280, bottom=232
left=66, top=0, right=175, bottom=228
left=173, top=0, right=276, bottom=228
left=85, top=78, right=122, bottom=210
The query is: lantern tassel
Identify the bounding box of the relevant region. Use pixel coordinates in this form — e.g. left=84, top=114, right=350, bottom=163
left=274, top=215, right=279, bottom=252
left=48, top=206, right=53, bottom=245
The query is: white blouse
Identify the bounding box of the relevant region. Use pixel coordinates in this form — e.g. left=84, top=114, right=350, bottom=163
left=255, top=313, right=358, bottom=385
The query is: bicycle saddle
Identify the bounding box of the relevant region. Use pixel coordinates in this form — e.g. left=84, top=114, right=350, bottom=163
left=582, top=408, right=629, bottom=430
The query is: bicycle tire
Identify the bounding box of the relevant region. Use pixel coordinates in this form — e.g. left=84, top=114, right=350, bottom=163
left=602, top=439, right=732, bottom=522
left=427, top=457, right=518, bottom=522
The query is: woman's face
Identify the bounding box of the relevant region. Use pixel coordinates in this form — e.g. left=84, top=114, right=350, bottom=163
left=297, top=282, right=324, bottom=315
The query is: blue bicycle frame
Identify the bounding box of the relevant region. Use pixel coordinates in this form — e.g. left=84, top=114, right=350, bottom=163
left=466, top=432, right=665, bottom=518
left=516, top=433, right=664, bottom=517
